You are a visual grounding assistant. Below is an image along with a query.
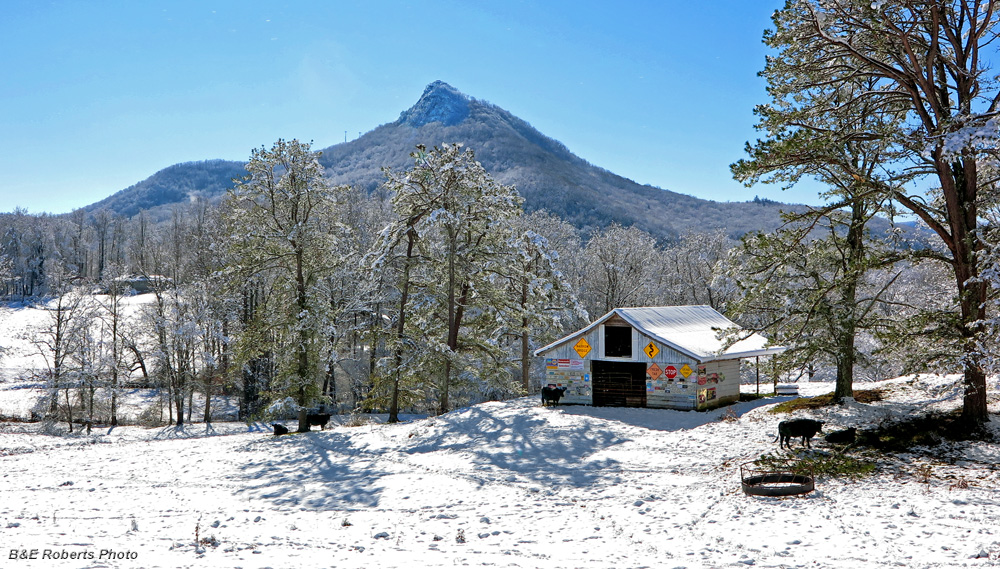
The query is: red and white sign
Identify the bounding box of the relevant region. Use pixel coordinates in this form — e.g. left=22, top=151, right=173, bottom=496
left=664, top=365, right=678, bottom=379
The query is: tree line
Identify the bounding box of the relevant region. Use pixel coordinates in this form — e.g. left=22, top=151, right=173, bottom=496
left=0, top=141, right=757, bottom=430
left=0, top=133, right=986, bottom=433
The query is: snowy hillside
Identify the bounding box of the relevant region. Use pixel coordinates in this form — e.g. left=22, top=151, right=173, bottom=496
left=0, top=295, right=156, bottom=383
left=0, top=296, right=236, bottom=425
left=1, top=377, right=999, bottom=568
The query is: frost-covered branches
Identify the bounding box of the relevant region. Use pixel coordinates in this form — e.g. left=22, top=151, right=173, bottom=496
left=745, top=0, right=1000, bottom=426
left=373, top=144, right=562, bottom=416
left=223, top=139, right=350, bottom=430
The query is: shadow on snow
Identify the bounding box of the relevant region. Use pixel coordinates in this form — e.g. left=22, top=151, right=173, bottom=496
left=405, top=404, right=627, bottom=488
left=552, top=395, right=791, bottom=432
left=234, top=431, right=388, bottom=510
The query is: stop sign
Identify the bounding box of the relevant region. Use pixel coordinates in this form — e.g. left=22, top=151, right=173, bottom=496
left=664, top=365, right=677, bottom=379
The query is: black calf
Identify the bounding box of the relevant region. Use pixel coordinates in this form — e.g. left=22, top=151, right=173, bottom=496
left=824, top=427, right=857, bottom=445
left=541, top=386, right=568, bottom=407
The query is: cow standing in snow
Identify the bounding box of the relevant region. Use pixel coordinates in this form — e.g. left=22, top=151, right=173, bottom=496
left=776, top=418, right=824, bottom=449
left=306, top=413, right=331, bottom=430
left=541, top=386, right=568, bottom=407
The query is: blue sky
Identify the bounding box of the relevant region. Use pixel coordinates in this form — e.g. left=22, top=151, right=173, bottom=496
left=0, top=1, right=808, bottom=215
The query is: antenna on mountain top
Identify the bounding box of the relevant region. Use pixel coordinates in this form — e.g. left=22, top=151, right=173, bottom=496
left=344, top=131, right=347, bottom=143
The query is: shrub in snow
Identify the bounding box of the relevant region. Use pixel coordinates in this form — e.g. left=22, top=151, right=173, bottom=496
left=265, top=397, right=300, bottom=420
left=342, top=413, right=373, bottom=427
left=137, top=405, right=167, bottom=428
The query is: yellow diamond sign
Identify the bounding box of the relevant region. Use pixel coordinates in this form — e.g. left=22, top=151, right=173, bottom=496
left=679, top=363, right=693, bottom=378
left=644, top=342, right=659, bottom=359
left=573, top=337, right=592, bottom=358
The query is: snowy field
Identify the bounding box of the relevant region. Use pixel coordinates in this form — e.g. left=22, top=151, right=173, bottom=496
left=3, top=301, right=1000, bottom=567
left=0, top=376, right=998, bottom=569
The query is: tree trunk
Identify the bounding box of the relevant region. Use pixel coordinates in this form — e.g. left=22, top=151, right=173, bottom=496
left=167, top=373, right=174, bottom=425
left=324, top=364, right=336, bottom=402
left=64, top=388, right=73, bottom=433
left=521, top=326, right=531, bottom=393
left=389, top=230, right=416, bottom=423
left=109, top=296, right=120, bottom=427
left=87, top=383, right=94, bottom=434
left=961, top=361, right=988, bottom=428
left=833, top=344, right=855, bottom=401
left=520, top=275, right=531, bottom=393
left=941, top=154, right=989, bottom=429
left=958, top=260, right=989, bottom=428
left=832, top=201, right=865, bottom=403
left=441, top=231, right=458, bottom=415
left=203, top=373, right=212, bottom=424
left=175, top=372, right=185, bottom=427
left=129, top=344, right=149, bottom=385
left=186, top=357, right=195, bottom=424
left=296, top=385, right=309, bottom=433
left=298, top=407, right=308, bottom=434
left=175, top=396, right=184, bottom=427
left=441, top=359, right=451, bottom=416
left=295, top=245, right=311, bottom=433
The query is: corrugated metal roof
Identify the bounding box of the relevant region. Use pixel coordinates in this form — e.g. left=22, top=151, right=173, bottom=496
left=534, top=305, right=784, bottom=362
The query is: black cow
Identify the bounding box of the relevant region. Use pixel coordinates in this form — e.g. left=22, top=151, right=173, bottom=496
left=776, top=419, right=824, bottom=449
left=541, top=386, right=568, bottom=407
left=272, top=423, right=289, bottom=436
left=306, top=413, right=331, bottom=430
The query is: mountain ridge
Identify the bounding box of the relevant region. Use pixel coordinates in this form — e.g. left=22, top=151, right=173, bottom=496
left=80, top=81, right=794, bottom=239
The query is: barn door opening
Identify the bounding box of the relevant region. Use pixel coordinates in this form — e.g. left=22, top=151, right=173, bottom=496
left=592, top=360, right=647, bottom=407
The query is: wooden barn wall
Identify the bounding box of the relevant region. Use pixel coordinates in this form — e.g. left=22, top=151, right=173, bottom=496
left=538, top=327, right=602, bottom=405
left=694, top=359, right=741, bottom=410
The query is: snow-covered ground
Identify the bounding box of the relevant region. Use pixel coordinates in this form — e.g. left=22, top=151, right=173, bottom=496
left=4, top=299, right=1000, bottom=567
left=0, top=376, right=999, bottom=568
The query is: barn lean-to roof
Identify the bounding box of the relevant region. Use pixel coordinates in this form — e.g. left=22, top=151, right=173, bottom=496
left=534, top=305, right=784, bottom=363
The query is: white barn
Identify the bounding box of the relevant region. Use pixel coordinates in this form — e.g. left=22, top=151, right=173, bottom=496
left=533, top=306, right=783, bottom=410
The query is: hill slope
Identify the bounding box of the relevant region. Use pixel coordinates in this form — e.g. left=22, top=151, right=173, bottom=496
left=83, top=159, right=246, bottom=219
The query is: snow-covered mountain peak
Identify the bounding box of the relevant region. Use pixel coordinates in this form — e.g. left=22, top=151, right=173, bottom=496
left=397, top=80, right=471, bottom=127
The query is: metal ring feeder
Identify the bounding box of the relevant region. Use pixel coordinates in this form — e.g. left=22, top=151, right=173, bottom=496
left=740, top=462, right=815, bottom=497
